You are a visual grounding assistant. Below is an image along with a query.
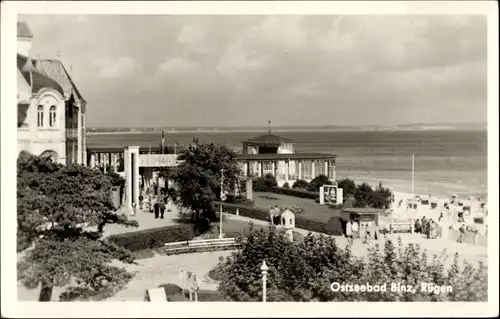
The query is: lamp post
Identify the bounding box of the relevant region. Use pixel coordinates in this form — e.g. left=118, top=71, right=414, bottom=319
left=261, top=260, right=269, bottom=302
left=219, top=169, right=226, bottom=239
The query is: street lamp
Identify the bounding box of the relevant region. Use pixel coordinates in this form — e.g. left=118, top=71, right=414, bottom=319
left=219, top=168, right=226, bottom=239
left=260, top=260, right=269, bottom=302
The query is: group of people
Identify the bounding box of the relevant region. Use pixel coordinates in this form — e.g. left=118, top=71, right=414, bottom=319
left=345, top=219, right=359, bottom=245
left=137, top=189, right=172, bottom=219
left=414, top=216, right=441, bottom=239
left=268, top=205, right=282, bottom=225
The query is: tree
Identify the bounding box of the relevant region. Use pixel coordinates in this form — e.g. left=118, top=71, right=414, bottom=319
left=337, top=178, right=356, bottom=201
left=354, top=182, right=373, bottom=208
left=306, top=174, right=331, bottom=192
left=17, top=153, right=139, bottom=301
left=159, top=139, right=241, bottom=232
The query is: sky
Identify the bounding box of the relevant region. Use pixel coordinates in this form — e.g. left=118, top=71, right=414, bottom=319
left=21, top=15, right=487, bottom=128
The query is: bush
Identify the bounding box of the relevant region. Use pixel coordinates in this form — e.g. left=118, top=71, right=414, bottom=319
left=307, top=174, right=332, bottom=192
left=108, top=224, right=195, bottom=252
left=282, top=182, right=290, bottom=189
left=217, top=231, right=488, bottom=301
left=253, top=174, right=278, bottom=191
left=268, top=186, right=319, bottom=200
left=292, top=179, right=309, bottom=189
left=326, top=216, right=344, bottom=236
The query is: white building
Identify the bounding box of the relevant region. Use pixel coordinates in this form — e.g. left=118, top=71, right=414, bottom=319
left=17, top=21, right=87, bottom=165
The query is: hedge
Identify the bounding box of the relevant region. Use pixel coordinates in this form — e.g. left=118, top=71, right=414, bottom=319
left=108, top=224, right=195, bottom=252
left=216, top=202, right=344, bottom=236
left=254, top=185, right=319, bottom=200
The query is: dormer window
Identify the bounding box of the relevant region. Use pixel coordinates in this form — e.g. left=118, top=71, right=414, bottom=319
left=37, top=105, right=44, bottom=127
left=49, top=105, right=57, bottom=127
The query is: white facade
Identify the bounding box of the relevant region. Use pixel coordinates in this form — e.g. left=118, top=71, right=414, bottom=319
left=17, top=22, right=85, bottom=165
left=18, top=89, right=67, bottom=164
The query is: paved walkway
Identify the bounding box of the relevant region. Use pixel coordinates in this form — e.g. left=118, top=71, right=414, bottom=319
left=103, top=200, right=186, bottom=237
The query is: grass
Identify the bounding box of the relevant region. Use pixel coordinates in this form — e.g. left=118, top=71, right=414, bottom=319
left=250, top=191, right=340, bottom=223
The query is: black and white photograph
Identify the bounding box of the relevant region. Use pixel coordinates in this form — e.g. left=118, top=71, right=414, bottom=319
left=1, top=1, right=498, bottom=317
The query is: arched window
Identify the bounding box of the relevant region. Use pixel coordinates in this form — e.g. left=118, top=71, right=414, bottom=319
left=37, top=105, right=44, bottom=127
left=49, top=106, right=56, bottom=127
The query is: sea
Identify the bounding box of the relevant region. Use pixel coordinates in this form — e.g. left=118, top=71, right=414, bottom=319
left=86, top=130, right=488, bottom=199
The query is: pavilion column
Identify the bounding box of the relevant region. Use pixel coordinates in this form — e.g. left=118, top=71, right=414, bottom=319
left=103, top=153, right=108, bottom=173
left=298, top=160, right=302, bottom=180
left=90, top=153, right=96, bottom=168
left=132, top=147, right=140, bottom=205
left=285, top=161, right=289, bottom=181
left=311, top=161, right=316, bottom=179
left=124, top=147, right=132, bottom=210
left=271, top=161, right=276, bottom=177
left=244, top=162, right=248, bottom=177
left=324, top=160, right=328, bottom=177
left=258, top=162, right=262, bottom=177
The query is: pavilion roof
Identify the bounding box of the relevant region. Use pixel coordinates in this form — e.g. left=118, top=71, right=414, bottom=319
left=236, top=152, right=336, bottom=161
left=242, top=133, right=294, bottom=146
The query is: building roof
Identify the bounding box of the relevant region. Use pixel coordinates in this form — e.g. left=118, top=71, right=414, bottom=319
left=242, top=133, right=294, bottom=146
left=17, top=22, right=33, bottom=38
left=236, top=152, right=337, bottom=161
left=17, top=54, right=86, bottom=111
left=17, top=54, right=65, bottom=97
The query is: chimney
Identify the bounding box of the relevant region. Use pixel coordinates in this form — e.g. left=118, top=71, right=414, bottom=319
left=17, top=21, right=33, bottom=57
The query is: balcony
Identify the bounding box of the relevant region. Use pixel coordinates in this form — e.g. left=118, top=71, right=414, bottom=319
left=66, top=128, right=78, bottom=140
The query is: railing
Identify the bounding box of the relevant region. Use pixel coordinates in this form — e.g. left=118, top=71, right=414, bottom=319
left=161, top=238, right=240, bottom=254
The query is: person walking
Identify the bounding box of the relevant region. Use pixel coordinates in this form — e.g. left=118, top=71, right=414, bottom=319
left=139, top=194, right=144, bottom=211
left=346, top=220, right=353, bottom=246
left=159, top=200, right=166, bottom=219
left=131, top=202, right=137, bottom=217
left=352, top=219, right=359, bottom=241
left=153, top=201, right=160, bottom=219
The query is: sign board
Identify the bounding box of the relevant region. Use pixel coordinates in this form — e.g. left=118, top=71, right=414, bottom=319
left=320, top=185, right=343, bottom=205
left=139, top=154, right=181, bottom=167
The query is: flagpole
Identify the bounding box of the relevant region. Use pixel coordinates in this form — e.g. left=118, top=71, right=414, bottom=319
left=412, top=154, right=415, bottom=202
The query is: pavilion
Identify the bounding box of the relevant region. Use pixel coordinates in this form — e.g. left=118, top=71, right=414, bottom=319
left=236, top=130, right=337, bottom=187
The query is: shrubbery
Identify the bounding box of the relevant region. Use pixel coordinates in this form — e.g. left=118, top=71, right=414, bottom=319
left=108, top=224, right=195, bottom=252
left=292, top=179, right=309, bottom=189
left=267, top=186, right=318, bottom=199
left=253, top=174, right=278, bottom=191
left=307, top=174, right=332, bottom=192
left=217, top=230, right=488, bottom=301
